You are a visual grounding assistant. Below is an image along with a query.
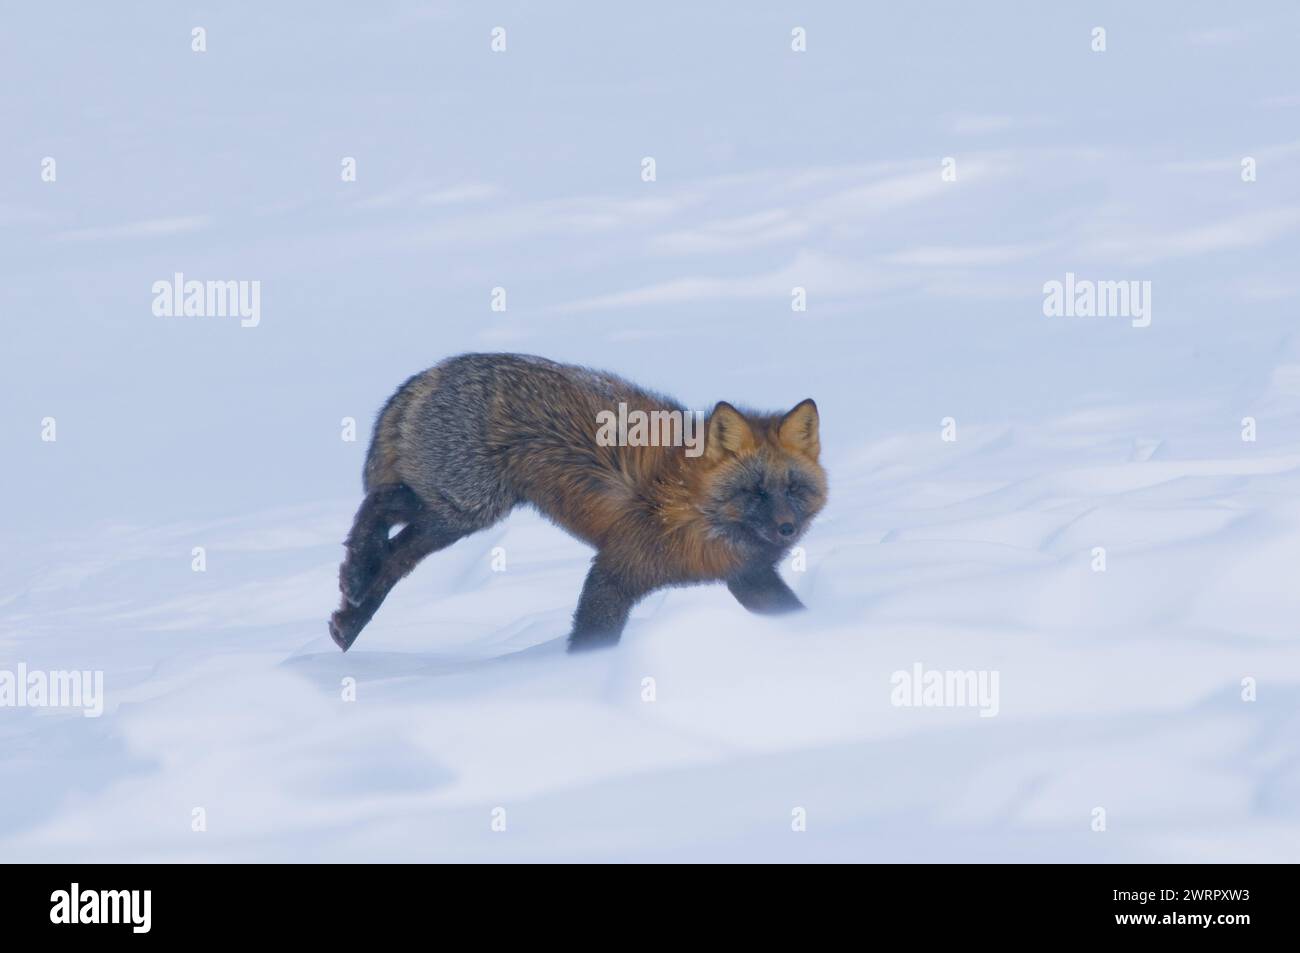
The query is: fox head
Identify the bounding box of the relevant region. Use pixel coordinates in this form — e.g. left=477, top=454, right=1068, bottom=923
left=697, top=398, right=827, bottom=556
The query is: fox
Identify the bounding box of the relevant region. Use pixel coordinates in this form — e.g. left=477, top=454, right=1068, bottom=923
left=329, top=353, right=827, bottom=652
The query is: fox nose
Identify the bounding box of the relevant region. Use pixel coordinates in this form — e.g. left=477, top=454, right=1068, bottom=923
left=778, top=522, right=796, bottom=537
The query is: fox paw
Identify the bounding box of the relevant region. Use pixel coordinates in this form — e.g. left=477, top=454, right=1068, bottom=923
left=328, top=611, right=359, bottom=652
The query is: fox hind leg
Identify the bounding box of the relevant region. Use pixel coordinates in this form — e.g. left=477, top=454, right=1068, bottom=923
left=338, top=484, right=424, bottom=607
left=329, top=516, right=465, bottom=651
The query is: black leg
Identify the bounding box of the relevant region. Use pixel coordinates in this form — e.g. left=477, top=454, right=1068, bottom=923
left=329, top=519, right=462, bottom=651
left=727, top=564, right=804, bottom=615
left=339, top=484, right=424, bottom=607
left=567, top=562, right=645, bottom=652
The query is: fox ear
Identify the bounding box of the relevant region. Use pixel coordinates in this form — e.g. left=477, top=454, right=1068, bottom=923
left=707, top=401, right=755, bottom=459
left=779, top=399, right=820, bottom=458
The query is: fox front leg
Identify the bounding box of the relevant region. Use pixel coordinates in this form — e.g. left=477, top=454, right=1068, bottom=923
left=727, top=564, right=804, bottom=615
left=568, top=561, right=645, bottom=652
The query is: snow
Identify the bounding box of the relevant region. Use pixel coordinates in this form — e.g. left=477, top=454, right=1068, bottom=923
left=4, top=397, right=1300, bottom=861
left=3, top=1, right=1300, bottom=861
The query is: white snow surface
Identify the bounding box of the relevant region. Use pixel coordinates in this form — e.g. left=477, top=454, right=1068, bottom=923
left=4, top=398, right=1300, bottom=862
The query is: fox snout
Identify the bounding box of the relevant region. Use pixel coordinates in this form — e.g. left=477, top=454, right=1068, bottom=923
left=771, top=504, right=798, bottom=539
left=741, top=497, right=805, bottom=546
left=763, top=513, right=800, bottom=544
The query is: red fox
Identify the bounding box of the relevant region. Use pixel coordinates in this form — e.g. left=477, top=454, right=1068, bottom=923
left=330, top=354, right=827, bottom=651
